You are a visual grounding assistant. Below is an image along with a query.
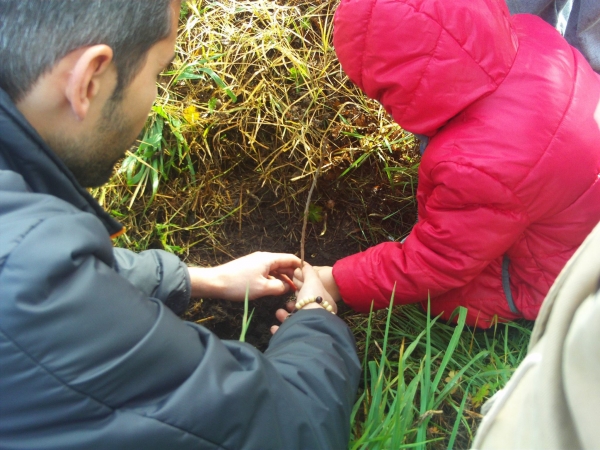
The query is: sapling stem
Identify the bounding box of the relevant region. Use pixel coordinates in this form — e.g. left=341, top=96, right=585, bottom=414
left=300, top=146, right=323, bottom=265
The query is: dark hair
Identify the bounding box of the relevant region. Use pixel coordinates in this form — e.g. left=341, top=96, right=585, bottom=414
left=0, top=0, right=174, bottom=102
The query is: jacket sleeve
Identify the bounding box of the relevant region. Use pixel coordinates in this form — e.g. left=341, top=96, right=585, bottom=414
left=1, top=211, right=360, bottom=449
left=333, top=161, right=530, bottom=312
left=112, top=247, right=191, bottom=314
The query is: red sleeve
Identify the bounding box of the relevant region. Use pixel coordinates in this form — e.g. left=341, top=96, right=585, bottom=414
left=333, top=161, right=530, bottom=313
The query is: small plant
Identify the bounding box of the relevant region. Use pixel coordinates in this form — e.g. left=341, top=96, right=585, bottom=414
left=119, top=104, right=195, bottom=207
left=288, top=65, right=309, bottom=92
left=307, top=203, right=323, bottom=223
left=155, top=223, right=184, bottom=254
left=166, top=58, right=237, bottom=102
left=119, top=54, right=237, bottom=207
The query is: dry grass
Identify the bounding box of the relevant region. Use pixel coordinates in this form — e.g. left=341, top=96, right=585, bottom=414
left=94, top=0, right=419, bottom=261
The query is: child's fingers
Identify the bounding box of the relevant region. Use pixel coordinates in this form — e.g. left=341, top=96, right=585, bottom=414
left=275, top=308, right=290, bottom=322
left=296, top=264, right=324, bottom=296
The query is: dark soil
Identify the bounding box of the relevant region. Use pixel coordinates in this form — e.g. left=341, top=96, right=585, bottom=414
left=182, top=163, right=419, bottom=350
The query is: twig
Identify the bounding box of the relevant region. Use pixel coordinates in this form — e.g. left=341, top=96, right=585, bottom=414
left=238, top=183, right=243, bottom=233
left=300, top=147, right=323, bottom=265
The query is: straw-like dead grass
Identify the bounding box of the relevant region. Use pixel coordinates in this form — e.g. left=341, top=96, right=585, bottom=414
left=94, top=0, right=419, bottom=261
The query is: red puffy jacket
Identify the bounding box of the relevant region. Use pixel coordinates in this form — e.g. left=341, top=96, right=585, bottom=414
left=332, top=0, right=600, bottom=327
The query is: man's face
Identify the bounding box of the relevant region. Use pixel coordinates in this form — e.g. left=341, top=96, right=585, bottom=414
left=52, top=2, right=180, bottom=188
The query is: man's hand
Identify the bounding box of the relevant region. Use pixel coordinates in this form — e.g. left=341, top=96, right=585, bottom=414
left=188, top=252, right=301, bottom=301
left=271, top=263, right=337, bottom=334
left=292, top=265, right=342, bottom=303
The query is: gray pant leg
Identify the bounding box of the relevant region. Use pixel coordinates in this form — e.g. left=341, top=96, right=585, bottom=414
left=506, top=0, right=600, bottom=71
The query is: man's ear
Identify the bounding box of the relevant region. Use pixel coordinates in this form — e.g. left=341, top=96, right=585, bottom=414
left=65, top=45, right=114, bottom=121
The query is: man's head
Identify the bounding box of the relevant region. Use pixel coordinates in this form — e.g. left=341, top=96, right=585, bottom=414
left=0, top=0, right=180, bottom=187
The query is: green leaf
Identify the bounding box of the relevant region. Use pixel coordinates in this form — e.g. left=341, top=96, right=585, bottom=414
left=472, top=383, right=491, bottom=408
left=307, top=203, right=323, bottom=223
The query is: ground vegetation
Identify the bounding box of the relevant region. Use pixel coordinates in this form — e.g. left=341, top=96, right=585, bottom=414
left=94, top=1, right=532, bottom=447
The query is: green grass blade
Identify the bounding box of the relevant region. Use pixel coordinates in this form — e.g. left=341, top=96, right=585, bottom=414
left=239, top=284, right=253, bottom=342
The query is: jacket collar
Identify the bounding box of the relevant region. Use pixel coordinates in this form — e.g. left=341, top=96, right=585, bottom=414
left=0, top=87, right=123, bottom=237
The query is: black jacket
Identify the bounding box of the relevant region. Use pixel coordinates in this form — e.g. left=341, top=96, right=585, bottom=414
left=0, top=88, right=360, bottom=449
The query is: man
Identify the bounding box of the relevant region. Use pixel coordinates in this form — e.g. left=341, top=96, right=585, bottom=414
left=0, top=1, right=360, bottom=449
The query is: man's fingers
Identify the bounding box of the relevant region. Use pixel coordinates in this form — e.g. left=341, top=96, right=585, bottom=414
left=275, top=267, right=298, bottom=280
left=270, top=325, right=279, bottom=335
left=266, top=253, right=302, bottom=270
left=272, top=273, right=297, bottom=291
left=263, top=278, right=289, bottom=295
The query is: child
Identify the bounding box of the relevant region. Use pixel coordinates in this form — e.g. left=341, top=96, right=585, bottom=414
left=312, top=0, right=600, bottom=328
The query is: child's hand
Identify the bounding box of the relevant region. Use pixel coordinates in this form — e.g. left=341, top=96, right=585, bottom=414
left=294, top=263, right=337, bottom=312
left=293, top=265, right=341, bottom=303
left=271, top=263, right=336, bottom=334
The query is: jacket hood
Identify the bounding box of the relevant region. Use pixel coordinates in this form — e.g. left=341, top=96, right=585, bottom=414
left=333, top=0, right=518, bottom=135
left=0, top=88, right=123, bottom=237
